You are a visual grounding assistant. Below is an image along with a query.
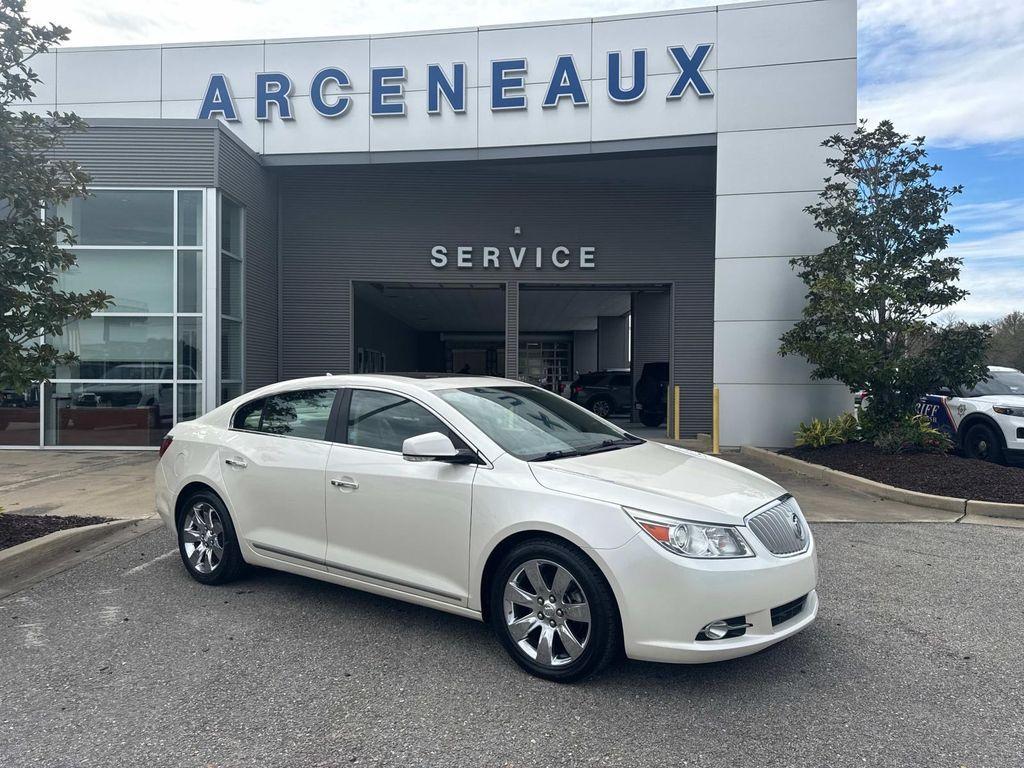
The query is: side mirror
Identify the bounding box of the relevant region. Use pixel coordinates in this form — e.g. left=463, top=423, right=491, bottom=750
left=402, top=431, right=476, bottom=464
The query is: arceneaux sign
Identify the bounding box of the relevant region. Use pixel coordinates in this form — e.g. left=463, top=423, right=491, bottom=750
left=198, top=45, right=713, bottom=121
left=430, top=245, right=597, bottom=270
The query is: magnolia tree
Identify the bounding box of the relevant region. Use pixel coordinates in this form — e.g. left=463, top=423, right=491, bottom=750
left=779, top=120, right=990, bottom=434
left=0, top=0, right=109, bottom=392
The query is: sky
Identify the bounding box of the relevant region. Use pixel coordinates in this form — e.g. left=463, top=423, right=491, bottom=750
left=22, top=0, right=1024, bottom=323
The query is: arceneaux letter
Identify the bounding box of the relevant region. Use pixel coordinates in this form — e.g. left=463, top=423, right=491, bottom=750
left=543, top=55, right=588, bottom=108
left=427, top=63, right=467, bottom=114
left=310, top=67, right=352, bottom=117
left=666, top=44, right=714, bottom=99
left=255, top=72, right=293, bottom=121
left=607, top=50, right=647, bottom=103
left=198, top=74, right=238, bottom=121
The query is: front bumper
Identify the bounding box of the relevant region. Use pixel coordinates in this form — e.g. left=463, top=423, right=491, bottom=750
left=598, top=528, right=818, bottom=664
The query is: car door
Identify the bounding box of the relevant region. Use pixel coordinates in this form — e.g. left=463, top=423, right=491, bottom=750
left=324, top=388, right=476, bottom=605
left=218, top=387, right=340, bottom=570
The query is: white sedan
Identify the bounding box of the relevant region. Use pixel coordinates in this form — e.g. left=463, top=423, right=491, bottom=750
left=156, top=375, right=817, bottom=682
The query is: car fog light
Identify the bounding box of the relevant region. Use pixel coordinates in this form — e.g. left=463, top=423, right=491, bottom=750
left=701, top=620, right=731, bottom=640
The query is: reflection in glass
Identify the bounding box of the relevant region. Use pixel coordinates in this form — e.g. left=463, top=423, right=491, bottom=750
left=177, top=250, right=203, bottom=313
left=177, top=191, right=203, bottom=246
left=221, top=198, right=242, bottom=255
left=178, top=317, right=202, bottom=379
left=221, top=383, right=242, bottom=404
left=221, top=318, right=242, bottom=381
left=53, top=190, right=173, bottom=246
left=44, top=382, right=169, bottom=446
left=177, top=384, right=202, bottom=423
left=58, top=250, right=173, bottom=313
left=0, top=385, right=40, bottom=446
left=50, top=316, right=173, bottom=379
left=221, top=256, right=242, bottom=318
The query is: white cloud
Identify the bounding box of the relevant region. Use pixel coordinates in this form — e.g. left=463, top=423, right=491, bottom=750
left=858, top=0, right=1024, bottom=147
left=945, top=260, right=1024, bottom=323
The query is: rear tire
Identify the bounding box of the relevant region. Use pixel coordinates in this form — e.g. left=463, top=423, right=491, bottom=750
left=177, top=490, right=246, bottom=584
left=489, top=538, right=621, bottom=683
left=962, top=422, right=1004, bottom=464
left=586, top=396, right=614, bottom=419
left=639, top=410, right=663, bottom=427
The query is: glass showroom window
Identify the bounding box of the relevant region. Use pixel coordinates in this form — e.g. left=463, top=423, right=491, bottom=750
left=32, top=189, right=207, bottom=448
left=219, top=197, right=244, bottom=405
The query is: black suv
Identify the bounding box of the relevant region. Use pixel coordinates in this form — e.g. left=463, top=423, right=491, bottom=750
left=635, top=362, right=668, bottom=427
left=569, top=370, right=632, bottom=418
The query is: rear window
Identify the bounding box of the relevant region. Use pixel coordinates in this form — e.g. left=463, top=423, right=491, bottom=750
left=233, top=398, right=264, bottom=431
left=231, top=389, right=337, bottom=440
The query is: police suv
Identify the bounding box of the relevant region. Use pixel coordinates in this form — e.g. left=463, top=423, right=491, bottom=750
left=916, top=366, right=1024, bottom=464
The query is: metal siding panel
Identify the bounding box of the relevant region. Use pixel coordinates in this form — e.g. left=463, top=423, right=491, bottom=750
left=216, top=131, right=280, bottom=390
left=52, top=125, right=216, bottom=186
left=278, top=155, right=714, bottom=432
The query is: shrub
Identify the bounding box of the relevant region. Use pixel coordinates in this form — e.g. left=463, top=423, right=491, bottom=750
left=795, top=413, right=862, bottom=449
left=873, top=414, right=952, bottom=455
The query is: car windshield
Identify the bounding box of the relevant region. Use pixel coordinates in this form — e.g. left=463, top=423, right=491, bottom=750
left=438, top=385, right=643, bottom=461
left=963, top=370, right=1024, bottom=397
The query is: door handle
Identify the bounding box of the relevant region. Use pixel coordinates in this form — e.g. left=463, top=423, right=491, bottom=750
left=224, top=457, right=248, bottom=469
left=330, top=478, right=359, bottom=490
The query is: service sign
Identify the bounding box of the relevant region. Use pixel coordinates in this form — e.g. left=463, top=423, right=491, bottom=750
left=197, top=45, right=714, bottom=122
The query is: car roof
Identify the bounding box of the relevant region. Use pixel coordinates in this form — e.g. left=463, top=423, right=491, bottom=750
left=988, top=365, right=1021, bottom=373
left=246, top=373, right=527, bottom=396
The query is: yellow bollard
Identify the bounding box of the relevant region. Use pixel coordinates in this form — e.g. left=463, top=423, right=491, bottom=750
left=712, top=386, right=721, bottom=455
left=673, top=385, right=681, bottom=441
left=665, top=385, right=671, bottom=438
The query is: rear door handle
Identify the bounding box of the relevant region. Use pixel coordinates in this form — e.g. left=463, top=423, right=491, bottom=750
left=330, top=478, right=359, bottom=490
left=224, top=457, right=247, bottom=469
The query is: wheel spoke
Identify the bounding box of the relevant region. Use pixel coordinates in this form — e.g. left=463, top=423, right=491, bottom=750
left=562, top=601, right=591, bottom=623
left=550, top=567, right=571, bottom=602
left=535, top=625, right=555, bottom=666
left=507, top=614, right=538, bottom=642
left=557, top=625, right=585, bottom=659
left=524, top=561, right=547, bottom=595
left=188, top=545, right=205, bottom=568
left=211, top=515, right=223, bottom=536
left=210, top=540, right=224, bottom=558
left=182, top=529, right=201, bottom=544
left=505, top=582, right=537, bottom=609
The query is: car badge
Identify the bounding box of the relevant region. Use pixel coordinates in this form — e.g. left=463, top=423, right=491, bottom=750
left=791, top=512, right=804, bottom=541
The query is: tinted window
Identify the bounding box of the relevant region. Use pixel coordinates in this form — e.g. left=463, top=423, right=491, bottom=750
left=963, top=370, right=1024, bottom=397
left=610, top=374, right=631, bottom=387
left=347, top=390, right=450, bottom=452
left=260, top=389, right=336, bottom=440
left=233, top=398, right=264, bottom=431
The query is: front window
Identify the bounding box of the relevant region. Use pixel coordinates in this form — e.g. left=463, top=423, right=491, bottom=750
left=346, top=390, right=451, bottom=452
left=438, top=386, right=641, bottom=461
left=963, top=369, right=1024, bottom=397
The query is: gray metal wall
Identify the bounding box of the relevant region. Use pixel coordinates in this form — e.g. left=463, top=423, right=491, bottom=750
left=278, top=151, right=715, bottom=434
left=215, top=129, right=279, bottom=390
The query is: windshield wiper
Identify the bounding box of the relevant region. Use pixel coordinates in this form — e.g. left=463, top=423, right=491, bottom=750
left=577, top=436, right=645, bottom=455
left=530, top=449, right=583, bottom=462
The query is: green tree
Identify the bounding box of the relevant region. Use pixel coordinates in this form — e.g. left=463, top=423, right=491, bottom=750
left=0, top=0, right=110, bottom=392
left=987, top=311, right=1024, bottom=371
left=779, top=120, right=990, bottom=434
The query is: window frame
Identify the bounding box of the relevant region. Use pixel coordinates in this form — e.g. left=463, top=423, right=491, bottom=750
left=331, top=387, right=485, bottom=462
left=229, top=387, right=344, bottom=444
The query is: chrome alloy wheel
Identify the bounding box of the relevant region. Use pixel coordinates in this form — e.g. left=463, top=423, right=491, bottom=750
left=182, top=502, right=225, bottom=575
left=503, top=559, right=591, bottom=668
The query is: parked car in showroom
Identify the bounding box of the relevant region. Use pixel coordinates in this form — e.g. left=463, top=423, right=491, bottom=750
left=568, top=368, right=632, bottom=417
left=918, top=365, right=1024, bottom=464
left=156, top=374, right=817, bottom=682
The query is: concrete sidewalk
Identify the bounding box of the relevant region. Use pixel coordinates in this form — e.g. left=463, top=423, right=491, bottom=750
left=0, top=451, right=158, bottom=521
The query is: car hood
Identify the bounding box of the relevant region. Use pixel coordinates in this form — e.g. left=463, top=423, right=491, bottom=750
left=969, top=395, right=1024, bottom=406
left=529, top=441, right=786, bottom=526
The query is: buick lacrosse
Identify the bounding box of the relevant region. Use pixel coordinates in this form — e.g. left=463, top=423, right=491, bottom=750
left=156, top=374, right=817, bottom=681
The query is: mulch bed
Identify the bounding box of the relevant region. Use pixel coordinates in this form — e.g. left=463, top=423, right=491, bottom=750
left=0, top=513, right=111, bottom=552
left=782, top=442, right=1024, bottom=504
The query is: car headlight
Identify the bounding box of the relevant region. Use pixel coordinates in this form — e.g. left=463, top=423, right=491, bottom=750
left=993, top=405, right=1024, bottom=417
left=624, top=508, right=753, bottom=558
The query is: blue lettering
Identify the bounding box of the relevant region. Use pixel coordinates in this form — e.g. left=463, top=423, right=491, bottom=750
left=542, top=55, right=588, bottom=108
left=255, top=72, right=293, bottom=121
left=427, top=63, right=466, bottom=114
left=491, top=59, right=527, bottom=110
left=310, top=67, right=352, bottom=117
left=371, top=66, right=407, bottom=116
left=607, top=50, right=647, bottom=103
left=198, top=74, right=237, bottom=121
left=667, top=44, right=714, bottom=99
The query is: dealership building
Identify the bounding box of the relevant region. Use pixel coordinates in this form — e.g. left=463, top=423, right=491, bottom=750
left=2, top=0, right=856, bottom=449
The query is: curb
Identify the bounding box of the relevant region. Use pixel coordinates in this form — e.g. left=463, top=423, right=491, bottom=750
left=740, top=445, right=1020, bottom=517
left=0, top=518, right=161, bottom=599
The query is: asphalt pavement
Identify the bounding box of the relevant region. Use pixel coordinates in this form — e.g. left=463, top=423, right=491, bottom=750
left=1, top=522, right=1022, bottom=767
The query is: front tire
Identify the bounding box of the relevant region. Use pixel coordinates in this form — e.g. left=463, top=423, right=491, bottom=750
left=177, top=490, right=246, bottom=584
left=963, top=422, right=1005, bottom=464
left=489, top=539, right=620, bottom=683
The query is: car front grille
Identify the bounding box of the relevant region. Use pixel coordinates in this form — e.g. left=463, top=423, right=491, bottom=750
left=747, top=496, right=809, bottom=556
left=771, top=595, right=808, bottom=626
